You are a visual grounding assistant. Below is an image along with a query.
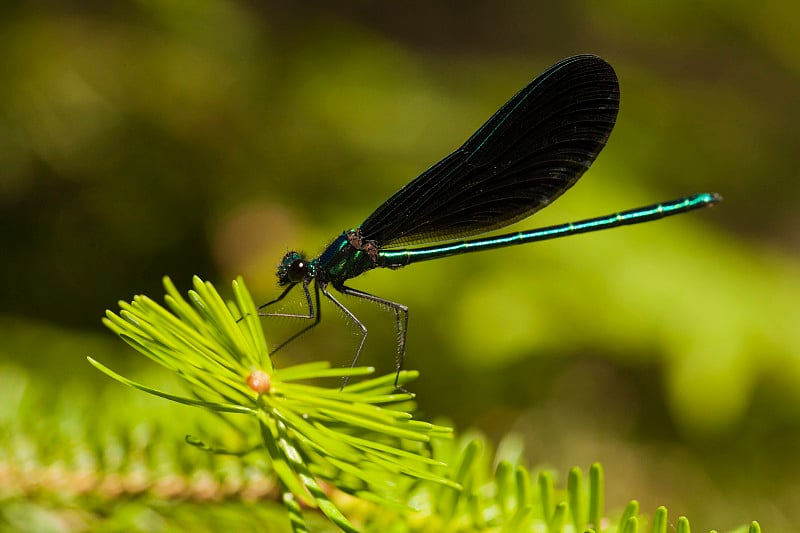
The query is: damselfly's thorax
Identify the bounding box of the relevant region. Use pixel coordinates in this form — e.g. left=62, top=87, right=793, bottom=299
left=307, top=229, right=380, bottom=286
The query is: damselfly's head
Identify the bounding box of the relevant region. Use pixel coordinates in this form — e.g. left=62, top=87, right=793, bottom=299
left=277, top=251, right=310, bottom=286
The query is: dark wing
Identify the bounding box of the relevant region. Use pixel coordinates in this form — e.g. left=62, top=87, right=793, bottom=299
left=358, top=54, right=619, bottom=248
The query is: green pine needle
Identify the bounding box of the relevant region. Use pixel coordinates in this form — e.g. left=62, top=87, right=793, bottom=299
left=568, top=466, right=583, bottom=532
left=588, top=462, right=603, bottom=530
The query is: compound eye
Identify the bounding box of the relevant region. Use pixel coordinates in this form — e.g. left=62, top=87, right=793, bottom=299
left=287, top=259, right=308, bottom=283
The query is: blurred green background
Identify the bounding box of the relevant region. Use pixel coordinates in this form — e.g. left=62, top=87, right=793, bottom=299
left=1, top=1, right=799, bottom=531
